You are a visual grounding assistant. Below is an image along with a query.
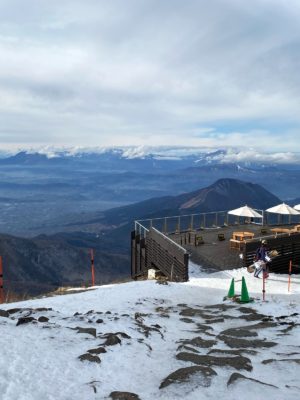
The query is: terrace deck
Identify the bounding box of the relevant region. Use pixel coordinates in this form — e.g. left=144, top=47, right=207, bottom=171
left=168, top=224, right=299, bottom=272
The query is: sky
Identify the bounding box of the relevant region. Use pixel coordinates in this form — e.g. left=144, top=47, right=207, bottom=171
left=0, top=0, right=300, bottom=151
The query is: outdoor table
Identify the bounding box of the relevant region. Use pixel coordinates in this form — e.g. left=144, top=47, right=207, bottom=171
left=230, top=231, right=255, bottom=250
left=271, top=227, right=296, bottom=237
left=232, top=231, right=255, bottom=241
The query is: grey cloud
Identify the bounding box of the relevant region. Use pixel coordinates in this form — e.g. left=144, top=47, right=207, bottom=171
left=0, top=0, right=299, bottom=149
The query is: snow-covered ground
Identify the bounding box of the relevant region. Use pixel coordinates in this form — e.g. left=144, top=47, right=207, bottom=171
left=0, top=264, right=300, bottom=400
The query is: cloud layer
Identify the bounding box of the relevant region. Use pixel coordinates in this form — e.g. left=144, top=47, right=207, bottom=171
left=0, top=0, right=299, bottom=150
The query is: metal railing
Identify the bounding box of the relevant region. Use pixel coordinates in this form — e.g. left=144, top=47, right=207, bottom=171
left=135, top=209, right=264, bottom=236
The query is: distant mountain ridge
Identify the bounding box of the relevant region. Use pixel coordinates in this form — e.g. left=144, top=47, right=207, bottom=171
left=1, top=146, right=300, bottom=167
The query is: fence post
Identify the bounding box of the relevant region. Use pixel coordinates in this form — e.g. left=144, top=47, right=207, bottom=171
left=163, top=218, right=167, bottom=233
left=0, top=256, right=4, bottom=303
left=262, top=272, right=266, bottom=301
left=171, top=263, right=174, bottom=282
left=90, top=249, right=95, bottom=287
left=190, top=215, right=194, bottom=231
left=177, top=216, right=181, bottom=233
left=288, top=260, right=292, bottom=292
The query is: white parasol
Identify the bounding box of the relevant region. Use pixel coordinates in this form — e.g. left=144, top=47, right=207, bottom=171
left=266, top=203, right=299, bottom=215
left=294, top=204, right=300, bottom=211
left=228, top=205, right=263, bottom=218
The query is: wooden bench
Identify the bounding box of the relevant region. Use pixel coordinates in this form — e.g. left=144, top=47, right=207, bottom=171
left=218, top=233, right=225, bottom=241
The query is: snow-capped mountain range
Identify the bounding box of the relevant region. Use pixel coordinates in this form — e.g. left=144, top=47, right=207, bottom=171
left=0, top=146, right=300, bottom=167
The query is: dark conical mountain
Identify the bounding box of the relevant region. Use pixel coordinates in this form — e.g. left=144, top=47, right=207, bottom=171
left=99, top=178, right=281, bottom=226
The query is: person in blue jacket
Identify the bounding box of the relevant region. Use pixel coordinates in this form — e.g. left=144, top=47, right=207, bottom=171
left=254, top=240, right=270, bottom=278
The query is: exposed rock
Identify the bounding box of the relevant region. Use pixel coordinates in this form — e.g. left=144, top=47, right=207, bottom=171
left=205, top=318, right=224, bottom=324
left=134, top=312, right=149, bottom=320
left=219, top=335, right=277, bottom=349
left=38, top=316, right=49, bottom=323
left=0, top=310, right=9, bottom=318
left=135, top=319, right=163, bottom=339
left=96, top=319, right=104, bottom=324
left=262, top=358, right=300, bottom=365
left=204, top=304, right=236, bottom=311
left=115, top=332, right=131, bottom=339
left=16, top=317, right=36, bottom=326
left=87, top=347, right=107, bottom=354
left=276, top=352, right=300, bottom=356
left=179, top=336, right=217, bottom=349
left=180, top=317, right=195, bottom=324
left=102, top=334, right=121, bottom=346
left=160, top=366, right=217, bottom=389
left=8, top=308, right=24, bottom=314
left=179, top=308, right=205, bottom=318
left=208, top=348, right=258, bottom=356
left=109, top=392, right=140, bottom=400
left=195, top=323, right=214, bottom=332
left=176, top=352, right=252, bottom=372
left=35, top=307, right=52, bottom=312
left=177, top=345, right=200, bottom=354
left=151, top=324, right=162, bottom=329
left=241, top=313, right=268, bottom=322
left=75, top=327, right=97, bottom=337
left=220, top=328, right=258, bottom=338
left=238, top=307, right=257, bottom=314
left=78, top=353, right=101, bottom=363
left=227, top=372, right=278, bottom=388
left=241, top=321, right=278, bottom=330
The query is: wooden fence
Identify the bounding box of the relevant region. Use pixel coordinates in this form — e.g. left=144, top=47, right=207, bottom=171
left=131, top=227, right=189, bottom=281
left=243, top=233, right=300, bottom=273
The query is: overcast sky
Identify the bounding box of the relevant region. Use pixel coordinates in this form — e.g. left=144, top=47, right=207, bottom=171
left=0, top=0, right=299, bottom=151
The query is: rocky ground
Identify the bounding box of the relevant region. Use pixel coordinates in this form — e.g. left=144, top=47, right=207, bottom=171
left=1, top=267, right=300, bottom=399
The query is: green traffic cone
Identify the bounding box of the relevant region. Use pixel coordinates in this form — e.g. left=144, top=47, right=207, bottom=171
left=227, top=278, right=235, bottom=298
left=240, top=277, right=251, bottom=303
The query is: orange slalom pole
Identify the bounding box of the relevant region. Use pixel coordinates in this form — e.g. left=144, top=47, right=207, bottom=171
left=288, top=260, right=292, bottom=292
left=0, top=256, right=4, bottom=303
left=90, top=249, right=95, bottom=287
